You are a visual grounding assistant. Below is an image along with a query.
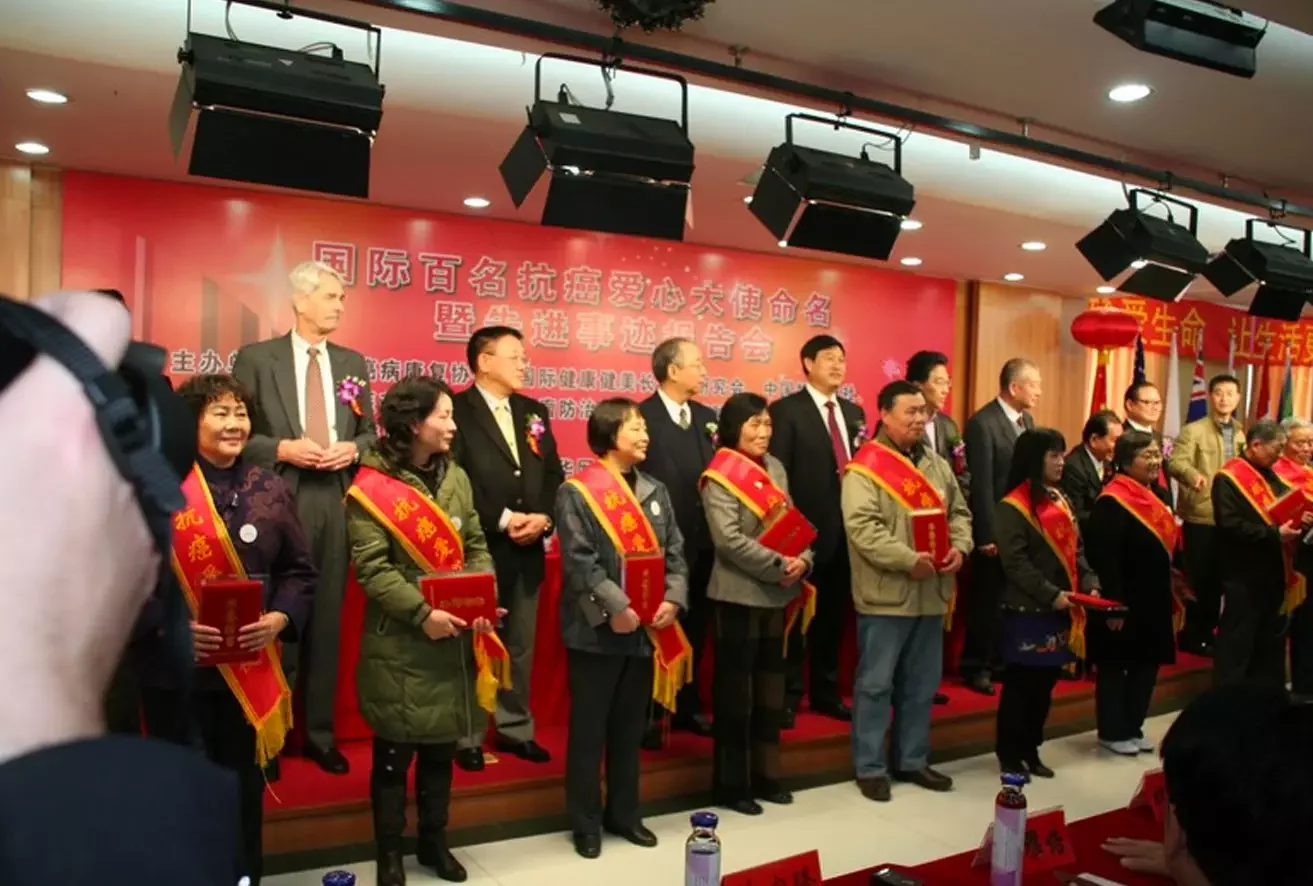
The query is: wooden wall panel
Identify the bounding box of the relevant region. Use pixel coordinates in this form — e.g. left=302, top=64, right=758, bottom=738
left=968, top=283, right=1087, bottom=443
left=0, top=162, right=62, bottom=301
left=949, top=280, right=973, bottom=428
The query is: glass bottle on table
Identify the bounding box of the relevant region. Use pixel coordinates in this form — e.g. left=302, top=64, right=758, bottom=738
left=991, top=772, right=1027, bottom=886
left=685, top=810, right=721, bottom=886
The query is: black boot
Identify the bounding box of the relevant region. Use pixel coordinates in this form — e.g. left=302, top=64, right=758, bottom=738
left=416, top=746, right=466, bottom=883
left=371, top=741, right=411, bottom=886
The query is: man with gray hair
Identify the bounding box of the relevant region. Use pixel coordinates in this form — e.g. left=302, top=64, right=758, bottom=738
left=636, top=337, right=716, bottom=742
left=233, top=259, right=375, bottom=774
left=1275, top=416, right=1313, bottom=699
left=1210, top=419, right=1303, bottom=689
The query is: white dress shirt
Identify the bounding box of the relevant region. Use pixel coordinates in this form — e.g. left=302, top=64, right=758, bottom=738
left=996, top=397, right=1026, bottom=435
left=924, top=411, right=939, bottom=453
left=290, top=329, right=338, bottom=445
left=657, top=387, right=692, bottom=427
left=807, top=383, right=851, bottom=459
left=1126, top=419, right=1154, bottom=435
left=1085, top=445, right=1105, bottom=479
left=476, top=383, right=520, bottom=532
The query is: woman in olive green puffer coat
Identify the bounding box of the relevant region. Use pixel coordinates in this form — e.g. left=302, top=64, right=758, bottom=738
left=346, top=376, right=495, bottom=886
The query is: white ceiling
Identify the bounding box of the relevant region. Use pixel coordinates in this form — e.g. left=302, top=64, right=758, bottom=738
left=0, top=0, right=1309, bottom=308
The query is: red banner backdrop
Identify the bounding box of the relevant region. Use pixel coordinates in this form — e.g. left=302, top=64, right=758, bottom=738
left=1094, top=294, right=1313, bottom=365
left=61, top=171, right=957, bottom=737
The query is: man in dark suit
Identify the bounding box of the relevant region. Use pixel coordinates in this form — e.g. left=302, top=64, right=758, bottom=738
left=768, top=334, right=866, bottom=724
left=960, top=358, right=1040, bottom=695
left=638, top=337, right=717, bottom=742
left=452, top=326, right=565, bottom=770
left=1123, top=381, right=1172, bottom=505
left=232, top=260, right=375, bottom=775
left=1062, top=409, right=1122, bottom=527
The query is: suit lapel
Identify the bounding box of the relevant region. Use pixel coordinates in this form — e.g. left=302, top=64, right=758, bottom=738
left=800, top=393, right=836, bottom=464
left=691, top=402, right=714, bottom=462
left=469, top=388, right=518, bottom=467
left=327, top=344, right=352, bottom=441
left=510, top=395, right=532, bottom=469
left=270, top=336, right=304, bottom=438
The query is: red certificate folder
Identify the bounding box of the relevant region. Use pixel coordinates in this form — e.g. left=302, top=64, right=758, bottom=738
left=198, top=579, right=262, bottom=665
left=420, top=572, right=497, bottom=625
left=1269, top=488, right=1313, bottom=527
left=758, top=505, right=817, bottom=558
left=910, top=508, right=950, bottom=566
left=621, top=554, right=666, bottom=624
left=1069, top=592, right=1127, bottom=611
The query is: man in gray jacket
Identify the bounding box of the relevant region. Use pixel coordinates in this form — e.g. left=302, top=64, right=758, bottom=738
left=843, top=380, right=973, bottom=803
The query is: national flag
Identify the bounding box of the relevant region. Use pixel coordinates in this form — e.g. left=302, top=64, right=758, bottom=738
left=1278, top=345, right=1294, bottom=422
left=1227, top=331, right=1236, bottom=374
left=1186, top=334, right=1208, bottom=424
left=1163, top=330, right=1183, bottom=500
left=1133, top=334, right=1147, bottom=384
left=1249, top=345, right=1272, bottom=425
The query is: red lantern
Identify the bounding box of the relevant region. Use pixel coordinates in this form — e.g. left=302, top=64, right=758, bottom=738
left=1071, top=308, right=1140, bottom=414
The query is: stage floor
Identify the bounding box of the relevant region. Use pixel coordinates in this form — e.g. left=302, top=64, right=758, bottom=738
left=265, top=655, right=1210, bottom=873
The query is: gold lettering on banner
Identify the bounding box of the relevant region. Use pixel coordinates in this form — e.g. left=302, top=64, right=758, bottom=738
left=1179, top=308, right=1206, bottom=353
left=1149, top=306, right=1176, bottom=347
left=620, top=512, right=638, bottom=534
left=1229, top=316, right=1257, bottom=360
left=415, top=516, right=437, bottom=543
left=174, top=508, right=203, bottom=531
left=1089, top=297, right=1115, bottom=311
left=1279, top=323, right=1301, bottom=358
left=1256, top=321, right=1276, bottom=357
left=1302, top=328, right=1313, bottom=365
left=1119, top=298, right=1149, bottom=328
left=188, top=536, right=213, bottom=563
left=393, top=498, right=419, bottom=521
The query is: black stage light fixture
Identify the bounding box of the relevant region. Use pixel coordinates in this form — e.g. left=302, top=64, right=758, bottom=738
left=500, top=53, right=695, bottom=241
left=748, top=114, right=914, bottom=261
left=1076, top=189, right=1209, bottom=302
left=1203, top=220, right=1313, bottom=320
left=1093, top=0, right=1267, bottom=79
left=169, top=0, right=384, bottom=198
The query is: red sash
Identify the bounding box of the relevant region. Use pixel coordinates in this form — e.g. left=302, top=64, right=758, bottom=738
left=171, top=467, right=291, bottom=766
left=1216, top=458, right=1307, bottom=615
left=566, top=461, right=693, bottom=711
left=700, top=448, right=817, bottom=654
left=346, top=466, right=511, bottom=712
left=1274, top=456, right=1313, bottom=499
left=1001, top=482, right=1087, bottom=660
left=846, top=441, right=958, bottom=629
left=1098, top=475, right=1188, bottom=634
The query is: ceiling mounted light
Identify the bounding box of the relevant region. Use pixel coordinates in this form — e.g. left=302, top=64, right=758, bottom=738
left=1203, top=220, right=1313, bottom=321
left=1107, top=84, right=1151, bottom=103
left=1020, top=241, right=1047, bottom=252
left=1076, top=188, right=1209, bottom=302
left=900, top=257, right=922, bottom=267
left=1093, top=0, right=1267, bottom=79
left=501, top=53, right=694, bottom=241
left=900, top=219, right=923, bottom=231
left=15, top=141, right=50, bottom=155
left=1097, top=285, right=1117, bottom=294
left=777, top=240, right=788, bottom=248
left=463, top=196, right=491, bottom=209
left=743, top=195, right=753, bottom=204
left=748, top=112, right=915, bottom=261
left=1003, top=273, right=1025, bottom=282
left=169, top=0, right=384, bottom=198
left=26, top=88, right=68, bottom=105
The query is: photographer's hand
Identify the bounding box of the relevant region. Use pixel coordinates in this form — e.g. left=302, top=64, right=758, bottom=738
left=0, top=292, right=160, bottom=765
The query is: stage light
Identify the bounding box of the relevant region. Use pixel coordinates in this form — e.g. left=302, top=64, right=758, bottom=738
left=1004, top=273, right=1025, bottom=282
left=1097, top=285, right=1117, bottom=294
left=1093, top=0, right=1266, bottom=78
left=748, top=113, right=915, bottom=262
left=169, top=1, right=385, bottom=199
left=463, top=196, right=491, bottom=209
left=499, top=53, right=695, bottom=242
left=1203, top=221, right=1313, bottom=321
left=743, top=195, right=753, bottom=204
left=15, top=141, right=49, bottom=155
left=900, top=219, right=923, bottom=231
left=1021, top=241, right=1047, bottom=251
left=1076, top=189, right=1208, bottom=302
left=26, top=89, right=68, bottom=105
left=1107, top=84, right=1151, bottom=103
left=777, top=240, right=788, bottom=248
left=900, top=257, right=922, bottom=267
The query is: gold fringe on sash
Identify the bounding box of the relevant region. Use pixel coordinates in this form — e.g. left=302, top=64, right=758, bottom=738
left=1067, top=607, right=1088, bottom=662
left=253, top=691, right=294, bottom=769
left=648, top=622, right=694, bottom=712
left=782, top=582, right=817, bottom=658
left=473, top=633, right=513, bottom=714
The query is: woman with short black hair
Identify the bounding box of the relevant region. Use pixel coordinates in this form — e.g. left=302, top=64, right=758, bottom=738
left=556, top=397, right=690, bottom=859
left=700, top=392, right=812, bottom=816
left=993, top=428, right=1101, bottom=780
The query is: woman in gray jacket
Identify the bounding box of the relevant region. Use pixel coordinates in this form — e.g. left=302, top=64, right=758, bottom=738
left=700, top=393, right=813, bottom=816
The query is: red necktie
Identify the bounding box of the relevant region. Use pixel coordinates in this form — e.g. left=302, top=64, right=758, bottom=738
left=826, top=401, right=849, bottom=471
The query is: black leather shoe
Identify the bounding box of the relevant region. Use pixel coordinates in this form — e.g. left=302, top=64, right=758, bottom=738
left=966, top=674, right=996, bottom=696
left=781, top=708, right=797, bottom=730
left=857, top=776, right=891, bottom=802
left=933, top=692, right=950, bottom=705
left=454, top=747, right=485, bottom=772
left=417, top=844, right=467, bottom=883
left=756, top=786, right=793, bottom=806
left=573, top=831, right=601, bottom=859
left=306, top=744, right=350, bottom=775
left=892, top=767, right=954, bottom=792
left=376, top=848, right=406, bottom=886
left=603, top=821, right=658, bottom=848
left=640, top=723, right=665, bottom=751
left=811, top=700, right=852, bottom=722
left=721, top=798, right=764, bottom=816
left=672, top=713, right=714, bottom=737
left=493, top=737, right=551, bottom=763
left=1025, top=758, right=1056, bottom=779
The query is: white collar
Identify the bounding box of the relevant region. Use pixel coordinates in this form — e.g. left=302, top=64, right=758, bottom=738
left=1126, top=419, right=1154, bottom=434
left=996, top=397, right=1024, bottom=426
left=475, top=383, right=510, bottom=412
left=1085, top=445, right=1104, bottom=474
left=806, top=383, right=840, bottom=410
left=657, top=387, right=690, bottom=423
left=290, top=328, right=328, bottom=356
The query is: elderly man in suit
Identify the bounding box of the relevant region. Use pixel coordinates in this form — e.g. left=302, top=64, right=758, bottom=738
left=960, top=358, right=1040, bottom=695
left=231, top=260, right=376, bottom=775
left=768, top=334, right=866, bottom=725
left=637, top=338, right=716, bottom=742
left=451, top=326, right=565, bottom=771
left=1062, top=409, right=1123, bottom=528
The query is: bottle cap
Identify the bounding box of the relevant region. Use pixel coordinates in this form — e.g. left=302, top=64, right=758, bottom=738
left=691, top=810, right=719, bottom=828
left=1001, top=773, right=1028, bottom=788
left=322, top=872, right=357, bottom=886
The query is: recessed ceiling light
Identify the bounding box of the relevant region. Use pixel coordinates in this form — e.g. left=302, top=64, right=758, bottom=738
left=743, top=195, right=753, bottom=204
left=900, top=219, right=923, bottom=231
left=1003, top=272, right=1025, bottom=282
left=15, top=141, right=49, bottom=155
left=1108, top=83, right=1152, bottom=103
left=777, top=240, right=788, bottom=248
left=1020, top=241, right=1047, bottom=252
left=463, top=196, right=491, bottom=209
left=900, top=257, right=923, bottom=267
left=26, top=89, right=68, bottom=105
left=1097, top=285, right=1117, bottom=294
left=1131, top=259, right=1149, bottom=269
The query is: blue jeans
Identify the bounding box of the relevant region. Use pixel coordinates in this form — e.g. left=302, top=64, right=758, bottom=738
left=852, top=614, right=944, bottom=779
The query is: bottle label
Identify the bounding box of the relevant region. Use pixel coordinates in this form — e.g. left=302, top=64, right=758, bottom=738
left=990, top=806, right=1026, bottom=885
left=686, top=847, right=721, bottom=886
